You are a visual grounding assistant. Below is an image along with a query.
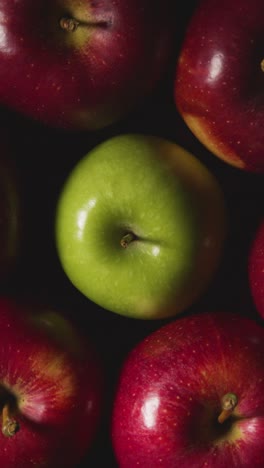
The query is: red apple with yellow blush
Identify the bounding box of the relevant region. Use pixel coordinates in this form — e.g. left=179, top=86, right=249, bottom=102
left=0, top=0, right=176, bottom=131
left=0, top=297, right=103, bottom=467
left=175, top=0, right=264, bottom=173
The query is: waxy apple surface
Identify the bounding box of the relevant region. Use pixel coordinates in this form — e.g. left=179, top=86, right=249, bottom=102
left=112, top=312, right=264, bottom=467
left=55, top=134, right=226, bottom=319
left=0, top=298, right=103, bottom=467
left=175, top=0, right=264, bottom=173
left=249, top=219, right=264, bottom=318
left=0, top=0, right=176, bottom=130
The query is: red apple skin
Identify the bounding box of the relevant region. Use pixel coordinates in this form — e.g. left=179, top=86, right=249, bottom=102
left=175, top=0, right=264, bottom=173
left=0, top=297, right=103, bottom=467
left=112, top=312, right=264, bottom=467
left=0, top=0, right=176, bottom=131
left=0, top=138, right=20, bottom=280
left=249, top=220, right=264, bottom=318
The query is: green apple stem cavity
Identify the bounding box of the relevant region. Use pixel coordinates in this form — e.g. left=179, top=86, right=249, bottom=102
left=59, top=16, right=108, bottom=33
left=217, top=392, right=238, bottom=424
left=120, top=231, right=138, bottom=249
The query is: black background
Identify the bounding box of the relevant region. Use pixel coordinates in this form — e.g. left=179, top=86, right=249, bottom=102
left=1, top=1, right=263, bottom=466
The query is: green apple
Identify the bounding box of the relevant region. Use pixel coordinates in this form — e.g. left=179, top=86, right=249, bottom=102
left=55, top=134, right=226, bottom=320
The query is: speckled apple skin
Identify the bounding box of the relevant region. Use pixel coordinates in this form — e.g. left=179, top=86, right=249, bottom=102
left=112, top=312, right=264, bottom=467
left=249, top=220, right=264, bottom=318
left=0, top=0, right=176, bottom=130
left=175, top=0, right=264, bottom=173
left=0, top=298, right=103, bottom=467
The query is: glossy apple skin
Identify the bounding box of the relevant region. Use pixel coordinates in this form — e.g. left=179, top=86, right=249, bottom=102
left=55, top=134, right=226, bottom=320
left=249, top=220, right=264, bottom=318
left=112, top=312, right=264, bottom=467
left=0, top=0, right=176, bottom=131
left=0, top=139, right=20, bottom=280
left=175, top=0, right=264, bottom=173
left=0, top=297, right=103, bottom=467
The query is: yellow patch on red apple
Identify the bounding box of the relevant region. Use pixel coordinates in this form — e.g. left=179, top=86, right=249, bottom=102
left=11, top=351, right=77, bottom=423
left=47, top=0, right=94, bottom=50
left=183, top=114, right=246, bottom=170
left=31, top=351, right=75, bottom=397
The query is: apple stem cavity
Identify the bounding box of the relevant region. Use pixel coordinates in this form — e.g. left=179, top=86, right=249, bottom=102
left=59, top=16, right=108, bottom=33
left=2, top=403, right=19, bottom=437
left=218, top=392, right=238, bottom=424
left=120, top=232, right=137, bottom=249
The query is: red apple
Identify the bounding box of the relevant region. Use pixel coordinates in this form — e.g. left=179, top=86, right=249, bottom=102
left=174, top=0, right=264, bottom=173
left=112, top=311, right=264, bottom=467
left=0, top=137, right=20, bottom=280
left=0, top=297, right=103, bottom=467
left=249, top=219, right=264, bottom=318
left=0, top=0, right=176, bottom=131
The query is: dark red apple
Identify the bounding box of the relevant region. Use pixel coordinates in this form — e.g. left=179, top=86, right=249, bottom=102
left=0, top=137, right=20, bottom=280
left=175, top=0, right=264, bottom=173
left=112, top=311, right=264, bottom=467
left=0, top=297, right=103, bottom=467
left=0, top=0, right=176, bottom=131
left=249, top=219, right=264, bottom=318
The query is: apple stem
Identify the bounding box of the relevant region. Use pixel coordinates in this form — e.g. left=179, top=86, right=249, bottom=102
left=120, top=232, right=137, bottom=249
left=59, top=17, right=108, bottom=33
left=59, top=17, right=80, bottom=32
left=218, top=392, right=238, bottom=424
left=261, top=59, right=264, bottom=73
left=2, top=403, right=19, bottom=437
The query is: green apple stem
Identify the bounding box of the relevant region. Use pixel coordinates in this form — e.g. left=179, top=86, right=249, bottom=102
left=59, top=16, right=108, bottom=33
left=120, top=232, right=137, bottom=249
left=218, top=392, right=238, bottom=424
left=2, top=403, right=19, bottom=437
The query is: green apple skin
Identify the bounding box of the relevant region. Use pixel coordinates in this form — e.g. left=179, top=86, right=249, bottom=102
left=55, top=134, right=226, bottom=320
